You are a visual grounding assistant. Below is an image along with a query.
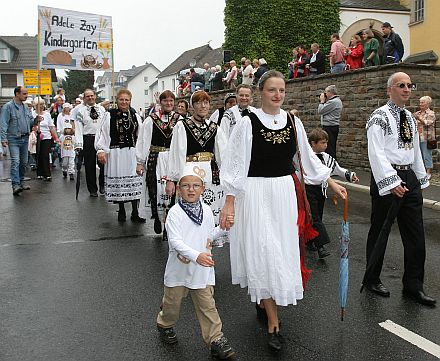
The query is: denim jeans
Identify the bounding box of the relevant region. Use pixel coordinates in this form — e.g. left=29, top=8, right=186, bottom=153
left=331, top=62, right=345, bottom=74
left=8, top=136, right=29, bottom=186
left=419, top=141, right=433, bottom=169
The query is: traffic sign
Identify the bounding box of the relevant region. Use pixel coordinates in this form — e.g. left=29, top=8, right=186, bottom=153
left=23, top=69, right=51, bottom=78
left=25, top=85, right=52, bottom=95
left=23, top=69, right=52, bottom=95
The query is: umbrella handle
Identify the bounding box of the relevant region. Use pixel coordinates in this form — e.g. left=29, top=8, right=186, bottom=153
left=332, top=195, right=349, bottom=222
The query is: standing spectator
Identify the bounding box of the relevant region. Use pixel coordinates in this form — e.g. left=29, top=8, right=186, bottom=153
left=329, top=33, right=346, bottom=74
left=224, top=60, right=238, bottom=89
left=250, top=58, right=259, bottom=82
left=241, top=59, right=253, bottom=85
left=362, top=28, right=380, bottom=67
left=252, top=58, right=269, bottom=86
left=74, top=89, right=106, bottom=197
left=96, top=89, right=144, bottom=223
left=203, top=63, right=212, bottom=92
left=307, top=43, right=326, bottom=76
left=293, top=45, right=310, bottom=78
left=210, top=65, right=224, bottom=92
left=382, top=22, right=404, bottom=64
left=344, top=35, right=364, bottom=70
left=34, top=97, right=61, bottom=182
left=414, top=96, right=436, bottom=179
left=0, top=86, right=35, bottom=195
left=364, top=72, right=435, bottom=306
left=317, top=85, right=342, bottom=159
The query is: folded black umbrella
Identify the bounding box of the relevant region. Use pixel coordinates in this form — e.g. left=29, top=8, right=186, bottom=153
left=75, top=150, right=84, bottom=200
left=360, top=195, right=404, bottom=292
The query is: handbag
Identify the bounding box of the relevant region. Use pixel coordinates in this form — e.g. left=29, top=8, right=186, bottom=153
left=425, top=121, right=437, bottom=150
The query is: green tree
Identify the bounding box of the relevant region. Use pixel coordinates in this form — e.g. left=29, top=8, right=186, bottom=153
left=224, top=0, right=340, bottom=73
left=61, top=70, right=94, bottom=102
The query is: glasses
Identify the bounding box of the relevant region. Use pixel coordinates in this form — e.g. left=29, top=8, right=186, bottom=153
left=393, top=83, right=416, bottom=90
left=194, top=100, right=210, bottom=107
left=180, top=183, right=203, bottom=190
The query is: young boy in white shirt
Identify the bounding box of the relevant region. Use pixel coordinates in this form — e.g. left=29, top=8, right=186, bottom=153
left=156, top=164, right=235, bottom=360
left=307, top=128, right=359, bottom=258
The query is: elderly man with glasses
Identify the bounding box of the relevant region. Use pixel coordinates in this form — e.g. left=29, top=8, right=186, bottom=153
left=364, top=72, right=435, bottom=307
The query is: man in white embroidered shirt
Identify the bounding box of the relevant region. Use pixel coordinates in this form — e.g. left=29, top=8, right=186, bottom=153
left=74, top=89, right=106, bottom=197
left=364, top=72, right=435, bottom=307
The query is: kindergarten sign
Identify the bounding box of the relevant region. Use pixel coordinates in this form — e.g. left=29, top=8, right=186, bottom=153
left=38, top=6, right=112, bottom=70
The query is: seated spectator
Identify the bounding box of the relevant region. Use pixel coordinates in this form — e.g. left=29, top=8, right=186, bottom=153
left=307, top=43, right=326, bottom=76
left=288, top=47, right=298, bottom=79
left=190, top=68, right=205, bottom=93
left=210, top=65, right=224, bottom=91
left=252, top=58, right=269, bottom=86
left=344, top=35, right=363, bottom=70
left=293, top=45, right=310, bottom=78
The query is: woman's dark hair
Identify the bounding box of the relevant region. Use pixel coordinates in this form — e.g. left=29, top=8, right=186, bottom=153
left=159, top=90, right=175, bottom=101
left=177, top=99, right=189, bottom=110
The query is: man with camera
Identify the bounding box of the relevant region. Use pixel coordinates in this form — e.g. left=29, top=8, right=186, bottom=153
left=317, top=85, right=342, bottom=159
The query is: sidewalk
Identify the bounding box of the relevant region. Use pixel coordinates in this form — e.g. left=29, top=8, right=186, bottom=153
left=335, top=168, right=440, bottom=211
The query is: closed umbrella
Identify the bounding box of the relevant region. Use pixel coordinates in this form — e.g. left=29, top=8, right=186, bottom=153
left=336, top=196, right=349, bottom=321
left=75, top=149, right=84, bottom=200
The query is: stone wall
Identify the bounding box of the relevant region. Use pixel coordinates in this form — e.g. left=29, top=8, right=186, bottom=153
left=180, top=63, right=440, bottom=171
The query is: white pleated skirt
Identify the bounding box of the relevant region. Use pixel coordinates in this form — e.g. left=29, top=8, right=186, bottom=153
left=105, top=147, right=143, bottom=202
left=229, top=175, right=303, bottom=306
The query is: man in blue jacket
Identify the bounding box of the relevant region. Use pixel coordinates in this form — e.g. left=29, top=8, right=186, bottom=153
left=0, top=86, right=34, bottom=195
left=382, top=22, right=404, bottom=64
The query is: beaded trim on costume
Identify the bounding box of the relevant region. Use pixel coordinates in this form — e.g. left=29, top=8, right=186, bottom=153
left=377, top=174, right=400, bottom=191
left=184, top=118, right=218, bottom=148
left=150, top=112, right=179, bottom=139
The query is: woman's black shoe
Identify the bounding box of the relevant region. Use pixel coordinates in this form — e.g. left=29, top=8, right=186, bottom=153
left=131, top=214, right=146, bottom=223
left=118, top=209, right=126, bottom=222
left=268, top=328, right=284, bottom=351
left=256, top=303, right=268, bottom=322
left=154, top=218, right=162, bottom=234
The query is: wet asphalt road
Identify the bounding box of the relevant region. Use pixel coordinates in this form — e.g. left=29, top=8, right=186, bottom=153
left=0, top=162, right=440, bottom=361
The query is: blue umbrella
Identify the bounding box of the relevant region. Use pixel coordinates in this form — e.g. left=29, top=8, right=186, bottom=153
left=336, top=196, right=349, bottom=321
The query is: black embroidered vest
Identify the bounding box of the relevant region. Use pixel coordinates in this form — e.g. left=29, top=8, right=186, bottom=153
left=150, top=112, right=179, bottom=148
left=247, top=112, right=296, bottom=177
left=109, top=107, right=138, bottom=149
left=182, top=117, right=217, bottom=155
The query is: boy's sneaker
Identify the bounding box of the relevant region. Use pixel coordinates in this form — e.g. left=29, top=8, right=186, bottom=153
left=211, top=336, right=235, bottom=359
left=157, top=325, right=178, bottom=344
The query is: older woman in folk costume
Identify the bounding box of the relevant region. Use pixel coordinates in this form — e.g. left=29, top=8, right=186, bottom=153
left=96, top=89, right=144, bottom=223
left=136, top=90, right=181, bottom=237
left=166, top=91, right=228, bottom=245
left=220, top=70, right=346, bottom=351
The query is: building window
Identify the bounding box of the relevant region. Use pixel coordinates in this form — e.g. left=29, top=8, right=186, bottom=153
left=0, top=48, right=8, bottom=63
left=162, top=81, right=165, bottom=90
left=172, top=78, right=176, bottom=91
left=144, top=89, right=149, bottom=95
left=144, top=76, right=148, bottom=82
left=414, top=0, right=424, bottom=22
left=1, top=73, right=17, bottom=87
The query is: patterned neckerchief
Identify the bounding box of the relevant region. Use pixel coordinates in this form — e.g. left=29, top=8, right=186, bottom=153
left=178, top=199, right=203, bottom=225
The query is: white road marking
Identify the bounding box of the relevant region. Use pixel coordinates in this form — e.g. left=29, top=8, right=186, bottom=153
left=379, top=319, right=440, bottom=359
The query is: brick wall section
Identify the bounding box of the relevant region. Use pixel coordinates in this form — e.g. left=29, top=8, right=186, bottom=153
left=178, top=63, right=440, bottom=171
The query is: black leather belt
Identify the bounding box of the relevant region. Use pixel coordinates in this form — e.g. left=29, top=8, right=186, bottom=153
left=392, top=164, right=411, bottom=170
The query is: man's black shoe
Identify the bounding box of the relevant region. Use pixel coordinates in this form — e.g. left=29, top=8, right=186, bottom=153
left=131, top=214, right=146, bottom=223
left=366, top=282, right=390, bottom=297
left=317, top=245, right=330, bottom=259
left=20, top=184, right=30, bottom=190
left=154, top=218, right=162, bottom=234
left=211, top=336, right=235, bottom=359
left=89, top=192, right=98, bottom=197
left=403, top=289, right=436, bottom=307
left=268, top=328, right=284, bottom=352
left=99, top=185, right=105, bottom=195
left=157, top=325, right=178, bottom=344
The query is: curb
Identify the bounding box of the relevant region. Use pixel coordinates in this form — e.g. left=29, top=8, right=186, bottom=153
left=334, top=180, right=440, bottom=212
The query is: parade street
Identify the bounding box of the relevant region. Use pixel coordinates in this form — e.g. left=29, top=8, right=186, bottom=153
left=1, top=166, right=439, bottom=361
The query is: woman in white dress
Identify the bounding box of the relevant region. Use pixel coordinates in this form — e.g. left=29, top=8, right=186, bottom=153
left=96, top=89, right=144, bottom=223
left=220, top=70, right=347, bottom=351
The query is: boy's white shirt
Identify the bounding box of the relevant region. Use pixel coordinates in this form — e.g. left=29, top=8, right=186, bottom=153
left=164, top=202, right=216, bottom=289
left=305, top=151, right=354, bottom=185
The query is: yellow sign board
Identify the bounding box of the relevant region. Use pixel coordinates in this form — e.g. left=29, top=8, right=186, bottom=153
left=23, top=69, right=51, bottom=78
left=25, top=85, right=52, bottom=95
left=23, top=69, right=52, bottom=95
